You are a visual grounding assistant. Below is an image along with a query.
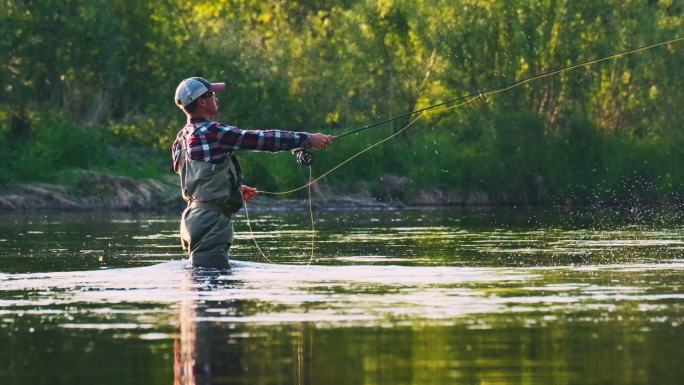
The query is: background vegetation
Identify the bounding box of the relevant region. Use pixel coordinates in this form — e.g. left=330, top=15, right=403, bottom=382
left=1, top=0, right=683, bottom=205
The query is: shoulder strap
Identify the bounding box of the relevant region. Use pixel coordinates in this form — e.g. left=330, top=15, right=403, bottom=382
left=174, top=121, right=208, bottom=167
left=228, top=154, right=242, bottom=186
left=173, top=127, right=189, bottom=175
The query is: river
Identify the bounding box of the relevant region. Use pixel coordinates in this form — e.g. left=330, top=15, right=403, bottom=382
left=1, top=208, right=683, bottom=384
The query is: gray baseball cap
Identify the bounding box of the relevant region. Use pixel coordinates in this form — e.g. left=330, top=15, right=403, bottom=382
left=174, top=77, right=226, bottom=107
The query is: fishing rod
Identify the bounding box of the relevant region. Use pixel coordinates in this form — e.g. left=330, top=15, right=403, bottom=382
left=292, top=36, right=684, bottom=166
left=255, top=36, right=684, bottom=265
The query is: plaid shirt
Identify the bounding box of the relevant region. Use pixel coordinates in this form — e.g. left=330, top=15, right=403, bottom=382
left=173, top=117, right=310, bottom=171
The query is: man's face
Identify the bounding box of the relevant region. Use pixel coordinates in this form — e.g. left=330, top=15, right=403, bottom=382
left=199, top=92, right=219, bottom=116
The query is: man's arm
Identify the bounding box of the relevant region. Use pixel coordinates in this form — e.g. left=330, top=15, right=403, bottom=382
left=216, top=124, right=333, bottom=152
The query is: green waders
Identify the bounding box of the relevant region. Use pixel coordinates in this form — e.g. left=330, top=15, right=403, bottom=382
left=180, top=201, right=234, bottom=268
left=175, top=130, right=243, bottom=268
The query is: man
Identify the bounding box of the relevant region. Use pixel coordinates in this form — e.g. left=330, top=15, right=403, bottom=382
left=172, top=77, right=333, bottom=268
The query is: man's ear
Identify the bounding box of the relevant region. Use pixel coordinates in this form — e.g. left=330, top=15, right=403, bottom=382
left=196, top=97, right=208, bottom=110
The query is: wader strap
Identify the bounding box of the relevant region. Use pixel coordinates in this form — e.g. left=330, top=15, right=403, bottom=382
left=188, top=201, right=233, bottom=217
left=229, top=154, right=242, bottom=185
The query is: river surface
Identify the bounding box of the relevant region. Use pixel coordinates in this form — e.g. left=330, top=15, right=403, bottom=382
left=0, top=208, right=683, bottom=385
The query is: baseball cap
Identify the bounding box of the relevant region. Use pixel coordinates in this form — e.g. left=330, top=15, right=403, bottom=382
left=174, top=77, right=226, bottom=107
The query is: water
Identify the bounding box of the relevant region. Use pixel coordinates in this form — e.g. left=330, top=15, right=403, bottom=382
left=1, top=208, right=683, bottom=384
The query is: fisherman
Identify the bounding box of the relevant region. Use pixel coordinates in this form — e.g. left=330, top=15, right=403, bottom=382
left=172, top=77, right=334, bottom=268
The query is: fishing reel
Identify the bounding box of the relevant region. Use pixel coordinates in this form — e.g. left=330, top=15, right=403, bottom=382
left=293, top=148, right=314, bottom=166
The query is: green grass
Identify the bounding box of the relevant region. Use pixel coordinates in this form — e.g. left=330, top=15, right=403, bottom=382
left=2, top=110, right=682, bottom=206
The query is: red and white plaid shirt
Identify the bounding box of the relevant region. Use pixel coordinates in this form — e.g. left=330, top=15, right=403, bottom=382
left=173, top=117, right=309, bottom=171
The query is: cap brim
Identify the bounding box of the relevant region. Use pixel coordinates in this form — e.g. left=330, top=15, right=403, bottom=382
left=210, top=83, right=227, bottom=92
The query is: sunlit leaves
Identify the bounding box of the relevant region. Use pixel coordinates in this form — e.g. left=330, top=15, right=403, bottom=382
left=1, top=0, right=684, bottom=202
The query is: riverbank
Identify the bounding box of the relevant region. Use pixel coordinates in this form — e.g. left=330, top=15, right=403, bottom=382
left=0, top=172, right=179, bottom=212
left=0, top=171, right=675, bottom=213
left=0, top=172, right=406, bottom=213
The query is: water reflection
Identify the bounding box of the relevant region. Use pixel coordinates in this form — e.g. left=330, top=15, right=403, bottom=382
left=175, top=270, right=233, bottom=385
left=158, top=260, right=684, bottom=384
left=1, top=210, right=684, bottom=384
left=174, top=268, right=317, bottom=385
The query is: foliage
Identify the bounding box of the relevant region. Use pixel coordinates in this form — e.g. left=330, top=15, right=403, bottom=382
left=1, top=0, right=683, bottom=205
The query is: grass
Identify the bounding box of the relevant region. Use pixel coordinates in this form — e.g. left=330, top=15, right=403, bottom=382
left=2, top=110, right=682, bottom=206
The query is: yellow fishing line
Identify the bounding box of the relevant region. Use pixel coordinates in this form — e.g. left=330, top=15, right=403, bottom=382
left=247, top=115, right=424, bottom=263
left=256, top=113, right=425, bottom=195
left=243, top=35, right=684, bottom=264
left=260, top=36, right=684, bottom=195
left=426, top=37, right=684, bottom=115
left=243, top=201, right=274, bottom=263
left=307, top=165, right=315, bottom=265
left=243, top=166, right=317, bottom=265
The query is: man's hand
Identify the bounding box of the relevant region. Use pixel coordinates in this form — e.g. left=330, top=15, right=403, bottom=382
left=241, top=185, right=258, bottom=204
left=306, top=133, right=335, bottom=149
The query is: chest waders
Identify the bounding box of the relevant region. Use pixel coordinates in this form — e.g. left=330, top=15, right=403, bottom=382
left=175, top=127, right=244, bottom=268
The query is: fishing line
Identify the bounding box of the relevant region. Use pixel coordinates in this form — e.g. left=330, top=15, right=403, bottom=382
left=256, top=113, right=425, bottom=196
left=246, top=114, right=425, bottom=263
left=336, top=35, right=684, bottom=138
left=243, top=201, right=273, bottom=263
left=307, top=165, right=316, bottom=265
left=244, top=35, right=684, bottom=263
left=244, top=166, right=317, bottom=264
left=256, top=36, right=684, bottom=196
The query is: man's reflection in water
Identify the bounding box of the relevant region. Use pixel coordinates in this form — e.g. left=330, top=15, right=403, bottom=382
left=173, top=268, right=313, bottom=385
left=173, top=268, right=203, bottom=385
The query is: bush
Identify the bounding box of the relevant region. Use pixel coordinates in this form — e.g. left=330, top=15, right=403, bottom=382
left=0, top=113, right=167, bottom=183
